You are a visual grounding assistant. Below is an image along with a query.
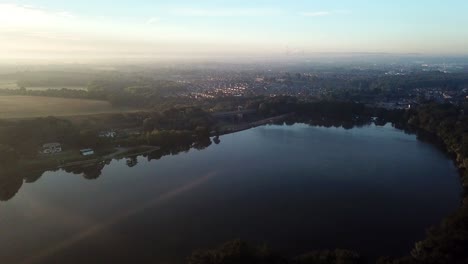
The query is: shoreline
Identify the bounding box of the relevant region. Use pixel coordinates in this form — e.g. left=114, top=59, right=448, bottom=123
left=13, top=114, right=295, bottom=173
left=212, top=113, right=294, bottom=136
left=19, top=145, right=161, bottom=172
left=8, top=112, right=468, bottom=198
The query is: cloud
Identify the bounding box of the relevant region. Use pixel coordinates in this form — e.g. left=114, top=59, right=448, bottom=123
left=27, top=31, right=81, bottom=41
left=300, top=10, right=351, bottom=17
left=0, top=3, right=75, bottom=31
left=300, top=11, right=331, bottom=17
left=146, top=17, right=161, bottom=24
left=0, top=3, right=83, bottom=45
left=170, top=7, right=280, bottom=17
left=57, top=11, right=75, bottom=19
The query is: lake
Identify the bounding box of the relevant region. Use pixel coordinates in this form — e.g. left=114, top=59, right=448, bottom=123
left=0, top=123, right=462, bottom=264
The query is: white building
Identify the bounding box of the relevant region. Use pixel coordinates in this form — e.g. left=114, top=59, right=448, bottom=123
left=80, top=149, right=95, bottom=156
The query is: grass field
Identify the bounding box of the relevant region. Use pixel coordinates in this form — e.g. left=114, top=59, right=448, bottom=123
left=0, top=80, right=18, bottom=89
left=0, top=96, right=132, bottom=119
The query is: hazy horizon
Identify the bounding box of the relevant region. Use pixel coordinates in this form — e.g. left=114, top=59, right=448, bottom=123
left=2, top=1, right=468, bottom=63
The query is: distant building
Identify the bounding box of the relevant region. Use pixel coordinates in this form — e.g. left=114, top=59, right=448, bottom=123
left=99, top=130, right=117, bottom=138
left=42, top=143, right=62, bottom=154
left=443, top=93, right=453, bottom=99
left=80, top=149, right=95, bottom=156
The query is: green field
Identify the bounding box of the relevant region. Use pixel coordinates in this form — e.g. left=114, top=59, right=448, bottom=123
left=0, top=96, right=132, bottom=119
left=0, top=80, right=87, bottom=91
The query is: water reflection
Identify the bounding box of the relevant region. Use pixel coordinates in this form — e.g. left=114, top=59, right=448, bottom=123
left=0, top=120, right=458, bottom=202
left=126, top=157, right=138, bottom=168
left=0, top=170, right=23, bottom=201
left=0, top=136, right=214, bottom=201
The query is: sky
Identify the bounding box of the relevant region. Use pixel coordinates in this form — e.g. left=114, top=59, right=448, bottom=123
left=1, top=0, right=468, bottom=62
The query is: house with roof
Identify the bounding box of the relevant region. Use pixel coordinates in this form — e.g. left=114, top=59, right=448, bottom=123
left=42, top=143, right=62, bottom=154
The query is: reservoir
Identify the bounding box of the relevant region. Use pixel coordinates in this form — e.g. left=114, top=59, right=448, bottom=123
left=0, top=123, right=461, bottom=263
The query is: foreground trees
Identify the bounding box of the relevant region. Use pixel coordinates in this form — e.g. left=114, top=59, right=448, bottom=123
left=188, top=240, right=364, bottom=264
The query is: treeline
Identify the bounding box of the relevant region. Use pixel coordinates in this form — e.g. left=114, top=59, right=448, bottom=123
left=188, top=240, right=364, bottom=264
left=254, top=96, right=373, bottom=121
left=119, top=107, right=216, bottom=148
left=335, top=71, right=468, bottom=91
left=88, top=76, right=187, bottom=107
left=262, top=71, right=468, bottom=100
left=187, top=232, right=468, bottom=264
left=366, top=72, right=468, bottom=91
left=403, top=103, right=468, bottom=181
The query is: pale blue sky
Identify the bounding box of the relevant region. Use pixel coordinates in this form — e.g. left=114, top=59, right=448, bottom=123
left=1, top=0, right=468, bottom=61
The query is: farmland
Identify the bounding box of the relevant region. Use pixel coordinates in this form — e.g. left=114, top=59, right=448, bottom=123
left=0, top=96, right=136, bottom=119
left=0, top=80, right=87, bottom=91
left=0, top=80, right=18, bottom=89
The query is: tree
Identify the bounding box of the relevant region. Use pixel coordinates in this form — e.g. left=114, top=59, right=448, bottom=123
left=293, top=250, right=364, bottom=264
left=0, top=170, right=23, bottom=201
left=0, top=144, right=19, bottom=166
left=188, top=240, right=286, bottom=264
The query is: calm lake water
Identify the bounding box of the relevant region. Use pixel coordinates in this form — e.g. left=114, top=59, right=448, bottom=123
left=0, top=123, right=462, bottom=264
